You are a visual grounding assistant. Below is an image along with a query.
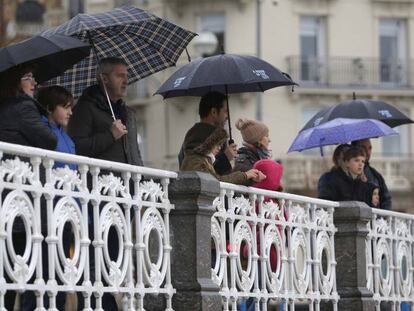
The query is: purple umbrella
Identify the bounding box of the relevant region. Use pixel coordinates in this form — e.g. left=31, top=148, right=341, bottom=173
left=288, top=118, right=397, bottom=153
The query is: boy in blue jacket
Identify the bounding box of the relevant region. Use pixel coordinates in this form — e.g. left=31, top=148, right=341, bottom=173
left=21, top=85, right=76, bottom=311
left=38, top=85, right=76, bottom=169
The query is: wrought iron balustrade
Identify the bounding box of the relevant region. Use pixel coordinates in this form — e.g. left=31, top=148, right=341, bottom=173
left=286, top=56, right=414, bottom=89
left=0, top=141, right=176, bottom=310
left=366, top=208, right=414, bottom=309
left=211, top=182, right=339, bottom=310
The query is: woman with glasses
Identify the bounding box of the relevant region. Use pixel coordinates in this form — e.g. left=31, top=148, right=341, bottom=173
left=0, top=64, right=57, bottom=150
left=0, top=64, right=57, bottom=311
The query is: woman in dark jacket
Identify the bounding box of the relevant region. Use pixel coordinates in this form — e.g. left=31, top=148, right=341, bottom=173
left=319, top=146, right=377, bottom=207
left=0, top=65, right=57, bottom=150
left=0, top=65, right=57, bottom=311
left=233, top=118, right=271, bottom=173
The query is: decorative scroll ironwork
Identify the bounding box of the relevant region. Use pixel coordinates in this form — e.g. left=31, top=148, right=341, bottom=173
left=0, top=142, right=176, bottom=310
left=367, top=209, right=414, bottom=310
left=212, top=183, right=339, bottom=310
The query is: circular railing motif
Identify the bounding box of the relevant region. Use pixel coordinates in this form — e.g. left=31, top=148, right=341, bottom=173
left=99, top=202, right=129, bottom=287
left=233, top=220, right=255, bottom=292
left=264, top=224, right=284, bottom=293
left=376, top=238, right=392, bottom=296
left=317, top=231, right=335, bottom=295
left=396, top=241, right=412, bottom=298
left=141, top=207, right=168, bottom=288
left=52, top=197, right=86, bottom=286
left=211, top=217, right=225, bottom=286
left=291, top=228, right=310, bottom=294
left=1, top=190, right=39, bottom=284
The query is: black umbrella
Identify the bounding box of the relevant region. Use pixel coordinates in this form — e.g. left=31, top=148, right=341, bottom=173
left=0, top=34, right=90, bottom=83
left=301, top=98, right=414, bottom=132
left=155, top=53, right=297, bottom=141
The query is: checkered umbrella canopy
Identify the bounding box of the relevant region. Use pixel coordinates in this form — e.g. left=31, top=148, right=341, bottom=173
left=42, top=6, right=197, bottom=98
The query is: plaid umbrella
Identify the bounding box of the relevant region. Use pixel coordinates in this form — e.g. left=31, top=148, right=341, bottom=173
left=42, top=6, right=197, bottom=98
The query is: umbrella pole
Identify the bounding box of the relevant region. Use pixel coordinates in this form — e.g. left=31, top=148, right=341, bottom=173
left=225, top=85, right=234, bottom=144
left=87, top=31, right=116, bottom=121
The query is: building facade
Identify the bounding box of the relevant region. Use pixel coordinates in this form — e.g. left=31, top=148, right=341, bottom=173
left=129, top=0, right=414, bottom=211
left=2, top=0, right=414, bottom=211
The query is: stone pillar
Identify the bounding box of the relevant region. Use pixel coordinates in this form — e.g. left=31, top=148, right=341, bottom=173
left=332, top=201, right=375, bottom=311
left=169, top=171, right=222, bottom=311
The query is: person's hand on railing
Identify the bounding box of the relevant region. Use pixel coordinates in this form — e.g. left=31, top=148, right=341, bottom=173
left=245, top=169, right=266, bottom=182
left=111, top=119, right=128, bottom=140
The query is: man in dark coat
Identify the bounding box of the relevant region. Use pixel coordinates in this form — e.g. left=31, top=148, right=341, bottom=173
left=352, top=139, right=392, bottom=210
left=68, top=57, right=143, bottom=310
left=178, top=91, right=237, bottom=175
left=68, top=57, right=143, bottom=166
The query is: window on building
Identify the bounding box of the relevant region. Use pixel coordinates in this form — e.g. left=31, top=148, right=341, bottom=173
left=379, top=19, right=406, bottom=85
left=133, top=107, right=147, bottom=163
left=381, top=108, right=410, bottom=156
left=300, top=16, right=326, bottom=83
left=198, top=13, right=225, bottom=56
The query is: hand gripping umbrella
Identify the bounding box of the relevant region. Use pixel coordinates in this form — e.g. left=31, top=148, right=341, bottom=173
left=42, top=6, right=197, bottom=120
left=155, top=53, right=297, bottom=142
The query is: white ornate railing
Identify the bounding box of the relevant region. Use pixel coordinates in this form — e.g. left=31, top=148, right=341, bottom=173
left=211, top=182, right=339, bottom=310
left=366, top=208, right=414, bottom=310
left=0, top=141, right=176, bottom=310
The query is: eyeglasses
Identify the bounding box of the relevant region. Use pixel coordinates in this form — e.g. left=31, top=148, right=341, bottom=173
left=21, top=75, right=36, bottom=82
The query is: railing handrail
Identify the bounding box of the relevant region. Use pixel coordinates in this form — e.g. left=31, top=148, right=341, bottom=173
left=0, top=141, right=178, bottom=179
left=371, top=206, right=414, bottom=220
left=220, top=181, right=339, bottom=207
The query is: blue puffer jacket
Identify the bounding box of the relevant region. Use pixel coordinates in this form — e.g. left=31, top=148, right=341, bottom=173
left=41, top=116, right=77, bottom=170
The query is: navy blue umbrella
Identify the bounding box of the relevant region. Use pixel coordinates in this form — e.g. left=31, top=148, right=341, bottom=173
left=156, top=53, right=296, bottom=97
left=288, top=118, right=397, bottom=153
left=42, top=6, right=196, bottom=99
left=0, top=34, right=90, bottom=83
left=301, top=98, right=413, bottom=132
left=155, top=53, right=297, bottom=141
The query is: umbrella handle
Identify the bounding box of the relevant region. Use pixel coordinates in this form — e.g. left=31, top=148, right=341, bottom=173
left=100, top=75, right=116, bottom=121
left=87, top=31, right=116, bottom=121
left=225, top=86, right=233, bottom=143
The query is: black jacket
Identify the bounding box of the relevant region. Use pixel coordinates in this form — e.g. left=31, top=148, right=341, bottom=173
left=0, top=93, right=57, bottom=150
left=233, top=146, right=266, bottom=173
left=318, top=168, right=376, bottom=207
left=179, top=122, right=232, bottom=175
left=68, top=85, right=143, bottom=166
left=364, top=163, right=392, bottom=210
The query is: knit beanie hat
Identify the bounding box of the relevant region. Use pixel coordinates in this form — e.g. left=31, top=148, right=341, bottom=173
left=252, top=159, right=283, bottom=191
left=235, top=118, right=269, bottom=144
